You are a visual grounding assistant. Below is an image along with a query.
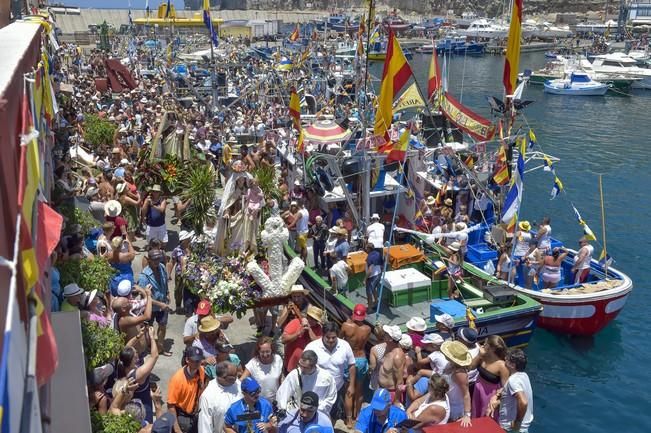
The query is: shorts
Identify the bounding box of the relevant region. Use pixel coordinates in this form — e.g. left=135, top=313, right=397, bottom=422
left=297, top=233, right=308, bottom=249
left=151, top=309, right=169, bottom=326
left=355, top=357, right=369, bottom=380
left=146, top=224, right=168, bottom=243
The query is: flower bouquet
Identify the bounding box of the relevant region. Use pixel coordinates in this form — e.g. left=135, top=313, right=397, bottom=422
left=182, top=244, right=262, bottom=318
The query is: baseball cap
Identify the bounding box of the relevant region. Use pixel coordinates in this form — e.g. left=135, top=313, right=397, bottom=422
left=183, top=346, right=204, bottom=362
left=300, top=391, right=319, bottom=409
left=196, top=300, right=212, bottom=315
left=241, top=377, right=261, bottom=394
left=434, top=313, right=455, bottom=329
left=370, top=388, right=392, bottom=411
left=352, top=304, right=367, bottom=321
left=421, top=333, right=444, bottom=345
left=116, top=279, right=133, bottom=297
left=152, top=412, right=176, bottom=433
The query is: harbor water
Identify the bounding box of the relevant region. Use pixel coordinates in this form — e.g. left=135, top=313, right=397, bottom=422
left=387, top=52, right=650, bottom=432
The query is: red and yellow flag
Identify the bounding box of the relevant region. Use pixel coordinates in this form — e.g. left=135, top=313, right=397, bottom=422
left=289, top=24, right=300, bottom=42
left=289, top=87, right=301, bottom=129
left=385, top=128, right=410, bottom=164
left=374, top=31, right=412, bottom=141
left=503, top=0, right=523, bottom=96
left=427, top=46, right=441, bottom=103
left=493, top=144, right=510, bottom=185
left=296, top=128, right=305, bottom=154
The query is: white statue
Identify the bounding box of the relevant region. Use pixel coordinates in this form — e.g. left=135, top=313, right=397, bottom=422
left=246, top=215, right=305, bottom=298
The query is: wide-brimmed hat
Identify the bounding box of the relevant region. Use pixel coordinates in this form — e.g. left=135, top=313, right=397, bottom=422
left=426, top=196, right=436, bottom=206
left=63, top=283, right=84, bottom=298
left=399, top=334, right=413, bottom=350
left=371, top=213, right=380, bottom=221
left=444, top=198, right=453, bottom=206
left=406, top=317, right=427, bottom=332
left=441, top=340, right=472, bottom=367
left=422, top=333, right=444, bottom=345
left=86, top=187, right=100, bottom=199
left=104, top=200, right=122, bottom=217
left=198, top=315, right=221, bottom=333
left=434, top=313, right=455, bottom=329
left=289, top=284, right=308, bottom=295
left=150, top=184, right=162, bottom=192
left=519, top=221, right=531, bottom=231
left=448, top=241, right=461, bottom=252
left=179, top=230, right=194, bottom=242
left=382, top=325, right=402, bottom=342
left=306, top=305, right=324, bottom=323
left=89, top=363, right=114, bottom=386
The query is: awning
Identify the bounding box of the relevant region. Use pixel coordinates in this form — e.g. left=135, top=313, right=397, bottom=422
left=303, top=119, right=352, bottom=144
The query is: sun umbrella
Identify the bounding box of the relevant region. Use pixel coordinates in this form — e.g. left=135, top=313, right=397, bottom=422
left=303, top=119, right=352, bottom=144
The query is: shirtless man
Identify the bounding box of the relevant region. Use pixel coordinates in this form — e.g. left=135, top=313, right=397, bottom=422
left=341, top=304, right=372, bottom=427
left=370, top=325, right=406, bottom=404
left=112, top=286, right=153, bottom=355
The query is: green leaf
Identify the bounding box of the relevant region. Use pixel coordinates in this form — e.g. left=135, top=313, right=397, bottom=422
left=58, top=257, right=117, bottom=294
left=83, top=114, right=117, bottom=148
left=81, top=321, right=124, bottom=370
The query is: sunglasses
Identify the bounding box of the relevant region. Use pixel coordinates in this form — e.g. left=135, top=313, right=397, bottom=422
left=245, top=389, right=261, bottom=397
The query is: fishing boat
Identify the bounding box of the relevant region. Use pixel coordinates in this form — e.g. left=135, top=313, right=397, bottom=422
left=543, top=72, right=609, bottom=96
left=382, top=15, right=412, bottom=32
left=286, top=240, right=543, bottom=347
left=460, top=226, right=632, bottom=336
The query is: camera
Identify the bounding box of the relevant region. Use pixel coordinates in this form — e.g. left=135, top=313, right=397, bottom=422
left=272, top=401, right=287, bottom=421
left=236, top=410, right=262, bottom=422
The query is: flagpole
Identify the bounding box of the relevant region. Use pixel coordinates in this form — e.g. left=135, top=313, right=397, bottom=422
left=599, top=174, right=609, bottom=275
left=359, top=0, right=375, bottom=224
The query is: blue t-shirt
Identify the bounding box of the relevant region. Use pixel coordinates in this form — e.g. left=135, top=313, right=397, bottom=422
left=334, top=240, right=350, bottom=261
left=225, top=397, right=274, bottom=433
left=278, top=410, right=333, bottom=433
left=366, top=250, right=383, bottom=267
left=137, top=264, right=169, bottom=308
left=355, top=405, right=409, bottom=433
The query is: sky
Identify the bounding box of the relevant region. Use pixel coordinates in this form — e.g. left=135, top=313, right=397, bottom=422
left=64, top=0, right=185, bottom=8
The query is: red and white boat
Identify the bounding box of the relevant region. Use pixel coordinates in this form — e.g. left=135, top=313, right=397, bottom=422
left=507, top=249, right=632, bottom=335
left=382, top=16, right=412, bottom=32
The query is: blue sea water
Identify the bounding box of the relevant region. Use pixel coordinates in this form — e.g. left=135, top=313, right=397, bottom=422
left=399, top=52, right=650, bottom=433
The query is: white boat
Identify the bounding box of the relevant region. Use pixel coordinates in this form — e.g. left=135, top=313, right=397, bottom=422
left=532, top=22, right=573, bottom=39
left=543, top=72, right=609, bottom=95
left=455, top=11, right=482, bottom=28
left=459, top=19, right=508, bottom=39
left=575, top=20, right=617, bottom=34
left=590, top=52, right=651, bottom=88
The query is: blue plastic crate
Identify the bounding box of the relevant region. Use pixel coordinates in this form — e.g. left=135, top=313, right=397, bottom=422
left=466, top=243, right=498, bottom=262
left=430, top=299, right=468, bottom=323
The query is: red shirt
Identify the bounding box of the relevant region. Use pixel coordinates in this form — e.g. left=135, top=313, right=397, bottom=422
left=283, top=318, right=322, bottom=372
left=106, top=215, right=128, bottom=239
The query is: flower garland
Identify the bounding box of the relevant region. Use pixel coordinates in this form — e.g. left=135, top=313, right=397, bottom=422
left=182, top=243, right=262, bottom=318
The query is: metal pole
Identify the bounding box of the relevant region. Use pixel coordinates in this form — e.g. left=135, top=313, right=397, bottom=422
left=359, top=0, right=375, bottom=225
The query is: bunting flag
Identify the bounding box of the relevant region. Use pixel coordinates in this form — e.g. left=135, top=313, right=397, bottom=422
left=506, top=214, right=517, bottom=233
left=374, top=31, right=413, bottom=141
left=203, top=0, right=219, bottom=47
left=440, top=92, right=495, bottom=141
left=598, top=249, right=613, bottom=267
left=572, top=205, right=597, bottom=241
left=427, top=45, right=441, bottom=102
left=369, top=25, right=380, bottom=45
left=435, top=182, right=448, bottom=206
left=528, top=128, right=536, bottom=149
left=542, top=154, right=555, bottom=173
left=503, top=0, right=523, bottom=96
left=393, top=83, right=426, bottom=113
left=358, top=16, right=366, bottom=37
left=501, top=137, right=525, bottom=223
left=296, top=128, right=305, bottom=154
left=550, top=176, right=563, bottom=199
left=289, top=24, right=300, bottom=42
left=289, top=87, right=301, bottom=129
left=385, top=128, right=410, bottom=164
left=493, top=144, right=510, bottom=185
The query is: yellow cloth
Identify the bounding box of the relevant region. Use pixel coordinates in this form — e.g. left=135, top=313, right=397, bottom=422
left=347, top=251, right=368, bottom=274
left=60, top=300, right=79, bottom=312
left=385, top=244, right=425, bottom=269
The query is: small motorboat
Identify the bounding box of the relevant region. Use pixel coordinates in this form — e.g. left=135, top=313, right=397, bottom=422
left=543, top=72, right=608, bottom=95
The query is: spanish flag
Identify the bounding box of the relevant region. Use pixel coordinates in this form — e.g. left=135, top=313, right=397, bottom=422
left=385, top=128, right=410, bottom=164
left=374, top=31, right=412, bottom=141
left=493, top=144, right=510, bottom=185
left=289, top=87, right=301, bottom=130
left=503, top=0, right=523, bottom=96
left=296, top=128, right=305, bottom=154
left=427, top=45, right=441, bottom=103
left=289, top=24, right=300, bottom=42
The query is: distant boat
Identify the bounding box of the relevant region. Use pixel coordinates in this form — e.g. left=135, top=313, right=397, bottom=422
left=383, top=15, right=412, bottom=32
left=543, top=72, right=608, bottom=96
left=459, top=19, right=508, bottom=39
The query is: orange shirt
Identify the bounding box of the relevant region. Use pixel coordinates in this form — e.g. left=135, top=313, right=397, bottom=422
left=167, top=366, right=206, bottom=414
left=283, top=318, right=322, bottom=372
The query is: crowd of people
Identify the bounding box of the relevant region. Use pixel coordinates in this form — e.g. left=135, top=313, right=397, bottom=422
left=41, top=28, right=541, bottom=433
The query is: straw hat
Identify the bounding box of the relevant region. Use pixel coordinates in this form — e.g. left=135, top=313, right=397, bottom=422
left=519, top=221, right=531, bottom=231
left=104, top=200, right=122, bottom=217
left=440, top=340, right=472, bottom=367
left=426, top=196, right=436, bottom=206
left=444, top=198, right=453, bottom=206
left=198, top=315, right=221, bottom=333
left=289, top=285, right=309, bottom=295
left=406, top=317, right=427, bottom=332
left=150, top=184, right=162, bottom=192
left=399, top=334, right=413, bottom=350
left=306, top=305, right=324, bottom=323
left=448, top=241, right=461, bottom=252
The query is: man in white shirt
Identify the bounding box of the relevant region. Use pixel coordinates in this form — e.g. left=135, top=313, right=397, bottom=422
left=304, top=322, right=356, bottom=424
left=489, top=349, right=534, bottom=433
left=198, top=362, right=242, bottom=433
left=276, top=350, right=338, bottom=414
left=295, top=201, right=310, bottom=261
left=366, top=213, right=385, bottom=250
left=329, top=258, right=350, bottom=294
left=572, top=236, right=594, bottom=284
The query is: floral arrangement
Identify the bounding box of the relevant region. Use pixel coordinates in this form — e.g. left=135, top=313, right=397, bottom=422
left=133, top=152, right=182, bottom=195
left=182, top=244, right=263, bottom=318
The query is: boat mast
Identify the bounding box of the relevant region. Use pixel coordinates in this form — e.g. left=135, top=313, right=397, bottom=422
left=599, top=175, right=609, bottom=275
left=359, top=0, right=376, bottom=224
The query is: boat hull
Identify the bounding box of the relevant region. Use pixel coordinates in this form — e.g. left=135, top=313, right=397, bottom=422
left=543, top=82, right=608, bottom=95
